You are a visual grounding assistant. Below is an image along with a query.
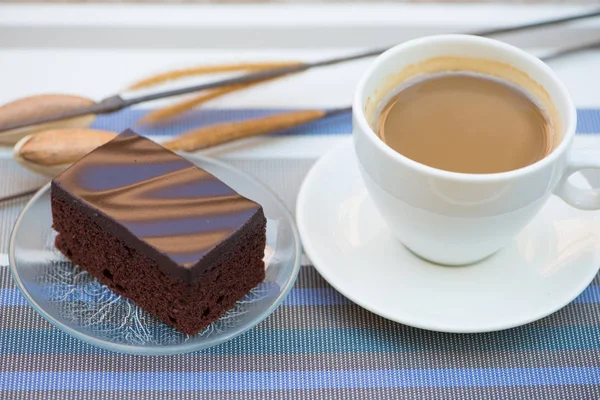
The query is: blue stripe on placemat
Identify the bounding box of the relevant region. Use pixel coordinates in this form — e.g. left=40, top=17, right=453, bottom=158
left=1, top=367, right=600, bottom=390
left=0, top=287, right=352, bottom=306
left=91, top=108, right=352, bottom=138
left=3, top=286, right=600, bottom=307
left=284, top=288, right=351, bottom=305
left=2, top=326, right=600, bottom=355
left=577, top=109, right=600, bottom=134
left=572, top=286, right=600, bottom=303
left=0, top=289, right=25, bottom=306
left=91, top=108, right=600, bottom=138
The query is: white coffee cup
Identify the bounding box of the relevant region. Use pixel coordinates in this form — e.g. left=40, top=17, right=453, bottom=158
left=353, top=34, right=600, bottom=265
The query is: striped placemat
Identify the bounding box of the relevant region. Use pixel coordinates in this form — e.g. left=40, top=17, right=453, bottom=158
left=1, top=108, right=600, bottom=399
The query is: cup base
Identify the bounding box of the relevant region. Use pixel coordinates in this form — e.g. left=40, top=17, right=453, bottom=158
left=402, top=242, right=501, bottom=266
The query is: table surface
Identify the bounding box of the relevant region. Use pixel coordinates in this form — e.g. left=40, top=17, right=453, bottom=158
left=1, top=3, right=600, bottom=399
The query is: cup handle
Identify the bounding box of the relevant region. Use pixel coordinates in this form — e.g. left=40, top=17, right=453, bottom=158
left=555, top=150, right=600, bottom=210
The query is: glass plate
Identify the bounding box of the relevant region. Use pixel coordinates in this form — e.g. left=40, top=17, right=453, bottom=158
left=9, top=153, right=301, bottom=355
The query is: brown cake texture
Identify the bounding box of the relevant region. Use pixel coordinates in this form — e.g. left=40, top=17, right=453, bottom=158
left=51, top=130, right=266, bottom=335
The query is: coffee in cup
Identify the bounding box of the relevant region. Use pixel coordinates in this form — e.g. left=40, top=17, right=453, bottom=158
left=376, top=72, right=553, bottom=174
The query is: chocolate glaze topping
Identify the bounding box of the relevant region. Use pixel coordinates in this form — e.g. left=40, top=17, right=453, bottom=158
left=52, top=130, right=264, bottom=282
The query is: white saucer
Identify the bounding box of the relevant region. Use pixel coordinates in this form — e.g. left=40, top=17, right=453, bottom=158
left=297, top=139, right=600, bottom=333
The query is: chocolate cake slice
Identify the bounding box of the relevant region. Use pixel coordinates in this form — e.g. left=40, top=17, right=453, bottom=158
left=51, top=129, right=266, bottom=335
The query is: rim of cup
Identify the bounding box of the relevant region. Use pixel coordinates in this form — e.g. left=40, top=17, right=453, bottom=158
left=352, top=34, right=577, bottom=183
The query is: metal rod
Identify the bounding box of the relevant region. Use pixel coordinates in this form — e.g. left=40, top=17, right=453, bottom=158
left=0, top=187, right=42, bottom=203
left=540, top=39, right=600, bottom=61
left=475, top=10, right=600, bottom=36
left=123, top=8, right=600, bottom=107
